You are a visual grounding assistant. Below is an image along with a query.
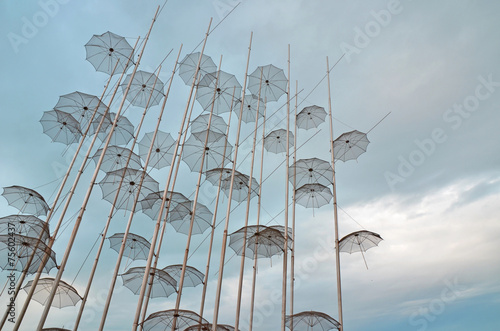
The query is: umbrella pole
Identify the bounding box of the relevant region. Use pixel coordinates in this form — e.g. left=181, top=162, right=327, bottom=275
left=326, top=56, right=344, bottom=331
left=131, top=19, right=213, bottom=331
left=13, top=36, right=140, bottom=331
left=281, top=44, right=291, bottom=331
left=211, top=32, right=253, bottom=331
left=0, top=58, right=120, bottom=331
left=290, top=80, right=298, bottom=331
left=234, top=63, right=264, bottom=331
left=248, top=100, right=267, bottom=331
left=357, top=236, right=369, bottom=270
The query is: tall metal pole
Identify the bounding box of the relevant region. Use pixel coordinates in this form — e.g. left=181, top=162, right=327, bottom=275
left=211, top=32, right=252, bottom=331
left=289, top=80, right=298, bottom=330
left=326, top=56, right=343, bottom=331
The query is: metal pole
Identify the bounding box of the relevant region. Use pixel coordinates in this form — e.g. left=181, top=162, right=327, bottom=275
left=290, top=80, right=298, bottom=330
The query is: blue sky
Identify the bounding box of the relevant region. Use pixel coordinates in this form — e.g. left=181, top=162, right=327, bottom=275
left=1, top=0, right=499, bottom=330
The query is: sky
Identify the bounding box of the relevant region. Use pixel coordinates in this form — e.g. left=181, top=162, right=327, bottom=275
left=0, top=0, right=499, bottom=330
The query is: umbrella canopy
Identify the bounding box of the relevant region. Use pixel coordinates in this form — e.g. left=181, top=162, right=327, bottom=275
left=139, top=191, right=190, bottom=221
left=182, top=135, right=233, bottom=172
left=42, top=328, right=71, bottom=331
left=54, top=91, right=109, bottom=134
left=2, top=185, right=50, bottom=216
left=108, top=232, right=151, bottom=261
left=120, top=266, right=177, bottom=298
left=190, top=114, right=227, bottom=143
left=22, top=278, right=81, bottom=308
left=247, top=64, right=288, bottom=102
left=162, top=264, right=204, bottom=288
left=296, top=105, right=327, bottom=130
left=178, top=52, right=217, bottom=85
left=339, top=230, right=383, bottom=254
left=233, top=94, right=265, bottom=124
left=285, top=311, right=340, bottom=330
left=40, top=109, right=82, bottom=145
left=122, top=70, right=165, bottom=108
left=92, top=146, right=142, bottom=173
left=295, top=184, right=333, bottom=209
left=143, top=309, right=208, bottom=331
left=289, top=158, right=333, bottom=188
left=204, top=168, right=259, bottom=203
left=168, top=201, right=213, bottom=235
left=264, top=129, right=294, bottom=154
left=196, top=70, right=242, bottom=115
left=85, top=31, right=134, bottom=75
left=96, top=112, right=135, bottom=146
left=333, top=130, right=370, bottom=162
left=0, top=234, right=57, bottom=274
left=184, top=324, right=235, bottom=331
left=138, top=131, right=176, bottom=170
left=99, top=168, right=159, bottom=212
left=229, top=225, right=291, bottom=259
left=0, top=215, right=50, bottom=243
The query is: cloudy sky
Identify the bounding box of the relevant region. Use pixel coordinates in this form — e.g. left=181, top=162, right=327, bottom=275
left=1, top=0, right=499, bottom=330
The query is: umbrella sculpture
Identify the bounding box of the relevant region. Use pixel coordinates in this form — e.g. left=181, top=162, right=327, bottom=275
left=108, top=233, right=152, bottom=261
left=139, top=191, right=190, bottom=221
left=120, top=266, right=177, bottom=298
left=196, top=70, right=242, bottom=115
left=247, top=64, right=288, bottom=102
left=190, top=114, right=227, bottom=143
left=143, top=309, right=208, bottom=331
left=42, top=328, right=71, bottom=331
left=264, top=129, right=294, bottom=154
left=0, top=234, right=57, bottom=274
left=162, top=264, right=205, bottom=288
left=289, top=158, right=333, bottom=188
left=85, top=31, right=134, bottom=75
left=22, top=278, right=81, bottom=308
left=92, top=146, right=143, bottom=173
left=182, top=135, right=233, bottom=172
left=285, top=311, right=340, bottom=331
left=2, top=186, right=50, bottom=216
left=0, top=215, right=50, bottom=243
left=184, top=324, right=235, bottom=331
left=121, top=70, right=165, bottom=108
left=296, top=105, right=327, bottom=130
left=229, top=225, right=292, bottom=259
left=54, top=91, right=109, bottom=135
left=295, top=183, right=333, bottom=209
left=233, top=94, right=265, bottom=124
left=333, top=130, right=370, bottom=162
left=40, top=109, right=82, bottom=145
left=168, top=200, right=213, bottom=235
left=339, top=230, right=383, bottom=269
left=204, top=168, right=259, bottom=203
left=178, top=52, right=217, bottom=85
left=98, top=168, right=159, bottom=211
left=96, top=112, right=135, bottom=146
left=138, top=131, right=176, bottom=170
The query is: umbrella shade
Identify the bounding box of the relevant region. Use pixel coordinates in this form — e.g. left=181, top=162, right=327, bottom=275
left=247, top=64, right=288, bottom=102
left=178, top=52, right=217, bottom=85
left=0, top=234, right=57, bottom=274
left=203, top=168, right=235, bottom=186
left=99, top=168, right=159, bottom=212
left=295, top=184, right=333, bottom=209
left=0, top=215, right=50, bottom=243
left=54, top=91, right=109, bottom=135
left=196, top=70, right=242, bottom=115
left=296, top=105, right=327, bottom=130
left=339, top=230, right=383, bottom=254
left=182, top=135, right=233, bottom=172
left=120, top=266, right=177, bottom=298
left=169, top=201, right=213, bottom=235
left=233, top=94, right=265, bottom=124
left=22, top=278, right=81, bottom=308
left=229, top=225, right=291, bottom=259
left=2, top=186, right=50, bottom=216
left=108, top=233, right=151, bottom=261
left=191, top=114, right=227, bottom=143
left=96, top=112, right=135, bottom=146
left=333, top=130, right=370, bottom=162
left=143, top=309, right=208, bottom=331
left=285, top=311, right=340, bottom=330
left=162, top=264, right=204, bottom=288
left=184, top=324, right=235, bottom=331
left=205, top=168, right=259, bottom=203
left=264, top=129, right=294, bottom=154
left=42, top=328, right=71, bottom=331
left=138, top=131, right=176, bottom=170
left=289, top=158, right=333, bottom=188
left=139, top=191, right=190, bottom=221
left=92, top=146, right=142, bottom=173
left=122, top=70, right=165, bottom=108
left=40, top=109, right=82, bottom=145
left=85, top=31, right=134, bottom=75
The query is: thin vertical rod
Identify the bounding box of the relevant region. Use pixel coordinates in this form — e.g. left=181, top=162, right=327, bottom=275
left=290, top=80, right=298, bottom=330
left=131, top=18, right=213, bottom=331
left=326, top=56, right=343, bottom=331
left=211, top=32, right=253, bottom=331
